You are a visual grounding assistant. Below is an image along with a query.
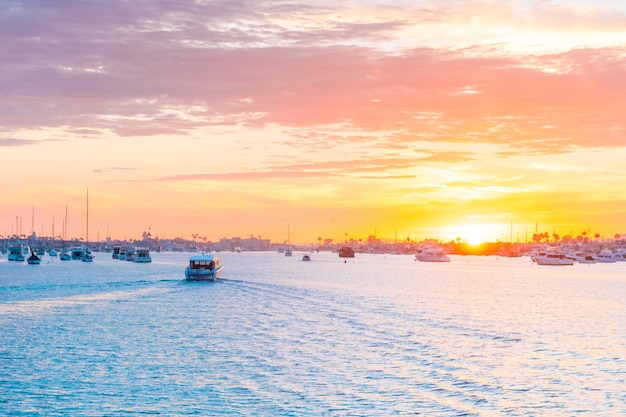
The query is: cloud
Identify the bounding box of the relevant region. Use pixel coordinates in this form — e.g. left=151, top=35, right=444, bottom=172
left=1, top=0, right=625, bottom=155
left=0, top=138, right=38, bottom=147
left=155, top=150, right=476, bottom=184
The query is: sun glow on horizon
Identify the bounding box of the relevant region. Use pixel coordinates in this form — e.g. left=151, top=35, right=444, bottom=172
left=443, top=223, right=504, bottom=245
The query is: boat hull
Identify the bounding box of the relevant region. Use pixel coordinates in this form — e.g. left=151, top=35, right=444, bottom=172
left=532, top=254, right=574, bottom=265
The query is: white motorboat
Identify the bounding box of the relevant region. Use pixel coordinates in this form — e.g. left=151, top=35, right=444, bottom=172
left=595, top=250, right=617, bottom=263
left=531, top=251, right=574, bottom=266
left=70, top=246, right=85, bottom=260
left=415, top=248, right=450, bottom=262
left=82, top=250, right=94, bottom=262
left=575, top=253, right=596, bottom=264
left=8, top=245, right=25, bottom=261
left=134, top=248, right=152, bottom=263
left=185, top=253, right=223, bottom=281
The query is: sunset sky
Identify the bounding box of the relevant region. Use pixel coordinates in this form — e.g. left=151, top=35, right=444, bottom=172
left=2, top=0, right=626, bottom=245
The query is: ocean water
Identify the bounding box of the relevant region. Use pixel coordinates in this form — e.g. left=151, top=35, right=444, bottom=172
left=1, top=251, right=624, bottom=416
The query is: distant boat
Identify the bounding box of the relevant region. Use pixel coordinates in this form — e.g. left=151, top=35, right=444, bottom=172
left=112, top=246, right=121, bottom=259
left=27, top=249, right=41, bottom=265
left=48, top=249, right=58, bottom=257
left=71, top=246, right=85, bottom=260
left=415, top=248, right=450, bottom=262
left=134, top=248, right=152, bottom=263
left=185, top=253, right=223, bottom=281
left=531, top=251, right=574, bottom=266
left=285, top=224, right=293, bottom=256
left=82, top=189, right=94, bottom=262
left=59, top=250, right=72, bottom=261
left=302, top=254, right=311, bottom=261
left=596, top=250, right=617, bottom=263
left=125, top=248, right=136, bottom=261
left=8, top=245, right=25, bottom=261
left=338, top=246, right=355, bottom=258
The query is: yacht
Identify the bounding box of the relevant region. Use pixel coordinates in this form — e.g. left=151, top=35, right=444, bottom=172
left=8, top=245, right=25, bottom=261
left=185, top=253, right=223, bottom=281
left=595, top=250, right=617, bottom=263
left=125, top=248, right=136, bottom=261
left=134, top=248, right=152, bottom=263
left=415, top=248, right=451, bottom=262
left=531, top=251, right=574, bottom=266
left=71, top=246, right=85, bottom=260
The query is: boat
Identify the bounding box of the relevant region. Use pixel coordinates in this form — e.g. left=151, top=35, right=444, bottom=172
left=48, top=249, right=58, bottom=257
left=285, top=225, right=293, bottom=256
left=125, top=248, right=136, bottom=261
left=71, top=246, right=85, bottom=260
left=82, top=249, right=94, bottom=262
left=82, top=189, right=94, bottom=262
left=415, top=248, right=450, bottom=262
left=596, top=250, right=617, bottom=263
left=302, top=254, right=311, bottom=261
left=8, top=245, right=25, bottom=261
left=134, top=248, right=152, bottom=263
left=112, top=246, right=121, bottom=259
left=531, top=251, right=574, bottom=266
left=338, top=246, right=355, bottom=258
left=59, top=250, right=72, bottom=261
left=27, top=249, right=41, bottom=265
left=185, top=253, right=223, bottom=281
left=577, top=254, right=597, bottom=264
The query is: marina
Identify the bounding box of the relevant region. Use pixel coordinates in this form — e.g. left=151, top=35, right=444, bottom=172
left=1, top=251, right=624, bottom=415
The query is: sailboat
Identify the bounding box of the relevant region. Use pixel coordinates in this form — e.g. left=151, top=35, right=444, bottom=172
left=82, top=189, right=94, bottom=262
left=59, top=205, right=71, bottom=260
left=285, top=224, right=293, bottom=256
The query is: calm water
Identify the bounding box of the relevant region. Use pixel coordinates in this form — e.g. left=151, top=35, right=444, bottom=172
left=1, top=251, right=624, bottom=416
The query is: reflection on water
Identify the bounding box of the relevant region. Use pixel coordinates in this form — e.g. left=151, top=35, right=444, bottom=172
left=1, top=252, right=625, bottom=415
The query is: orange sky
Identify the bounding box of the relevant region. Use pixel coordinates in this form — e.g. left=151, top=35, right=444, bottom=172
left=2, top=0, right=626, bottom=244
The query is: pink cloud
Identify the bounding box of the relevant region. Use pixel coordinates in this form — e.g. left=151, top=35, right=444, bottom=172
left=1, top=1, right=625, bottom=155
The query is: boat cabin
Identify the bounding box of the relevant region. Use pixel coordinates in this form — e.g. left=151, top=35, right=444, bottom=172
left=190, top=258, right=217, bottom=270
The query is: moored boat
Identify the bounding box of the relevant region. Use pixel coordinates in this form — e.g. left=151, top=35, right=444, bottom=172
left=27, top=249, right=41, bottom=265
left=82, top=250, right=94, bottom=262
left=596, top=250, right=617, bottom=263
left=134, top=248, right=152, bottom=263
left=8, top=245, right=25, bottom=261
left=71, top=246, right=85, bottom=260
left=185, top=253, right=223, bottom=281
left=338, top=246, right=355, bottom=258
left=415, top=248, right=450, bottom=262
left=531, top=251, right=574, bottom=266
left=302, top=254, right=311, bottom=261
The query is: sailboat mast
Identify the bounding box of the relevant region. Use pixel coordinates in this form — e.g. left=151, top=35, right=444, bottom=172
left=86, top=189, right=89, bottom=247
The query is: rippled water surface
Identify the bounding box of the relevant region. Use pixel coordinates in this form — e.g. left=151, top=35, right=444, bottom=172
left=1, top=251, right=625, bottom=416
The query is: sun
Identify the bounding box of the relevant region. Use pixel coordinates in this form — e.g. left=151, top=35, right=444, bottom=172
left=445, top=224, right=491, bottom=246
left=465, top=233, right=484, bottom=246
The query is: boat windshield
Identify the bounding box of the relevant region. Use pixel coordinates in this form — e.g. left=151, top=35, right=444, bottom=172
left=191, top=260, right=214, bottom=270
